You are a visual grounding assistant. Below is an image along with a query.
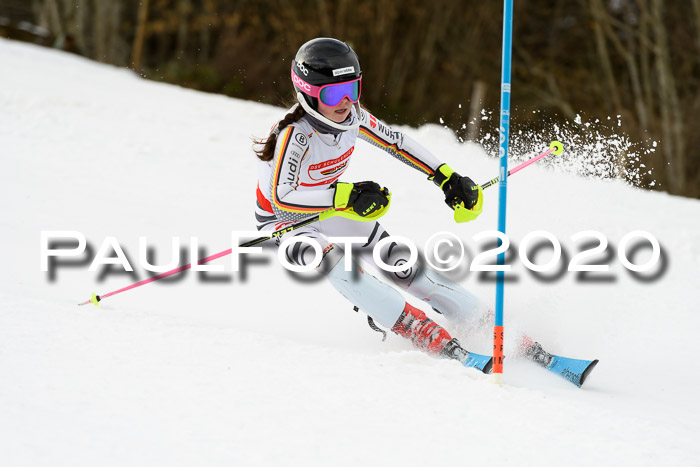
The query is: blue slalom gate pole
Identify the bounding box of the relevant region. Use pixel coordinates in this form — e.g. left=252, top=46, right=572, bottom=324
left=493, top=0, right=514, bottom=385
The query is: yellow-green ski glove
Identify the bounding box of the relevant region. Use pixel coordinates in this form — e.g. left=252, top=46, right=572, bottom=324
left=429, top=164, right=483, bottom=223
left=333, top=181, right=390, bottom=218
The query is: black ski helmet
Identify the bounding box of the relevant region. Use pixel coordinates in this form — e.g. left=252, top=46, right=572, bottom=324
left=291, top=38, right=362, bottom=111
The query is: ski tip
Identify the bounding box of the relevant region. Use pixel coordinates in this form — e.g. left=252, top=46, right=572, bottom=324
left=578, top=359, right=599, bottom=387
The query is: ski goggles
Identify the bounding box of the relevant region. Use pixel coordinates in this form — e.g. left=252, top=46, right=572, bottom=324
left=292, top=67, right=362, bottom=107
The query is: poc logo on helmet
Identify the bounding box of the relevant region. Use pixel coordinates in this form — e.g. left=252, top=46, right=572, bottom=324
left=292, top=73, right=311, bottom=92
left=297, top=63, right=309, bottom=76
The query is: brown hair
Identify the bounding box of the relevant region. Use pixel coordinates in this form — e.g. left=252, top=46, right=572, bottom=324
left=253, top=103, right=307, bottom=161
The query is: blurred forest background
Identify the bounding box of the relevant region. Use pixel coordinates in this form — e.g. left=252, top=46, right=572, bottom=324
left=1, top=0, right=698, bottom=198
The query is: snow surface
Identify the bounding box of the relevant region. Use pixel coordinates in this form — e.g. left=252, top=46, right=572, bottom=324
left=2, top=38, right=700, bottom=466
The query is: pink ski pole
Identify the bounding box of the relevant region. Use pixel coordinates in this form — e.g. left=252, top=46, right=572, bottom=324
left=480, top=140, right=563, bottom=190
left=77, top=249, right=233, bottom=306
left=77, top=212, right=329, bottom=306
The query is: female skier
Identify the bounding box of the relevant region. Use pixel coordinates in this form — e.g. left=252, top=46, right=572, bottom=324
left=253, top=37, right=492, bottom=370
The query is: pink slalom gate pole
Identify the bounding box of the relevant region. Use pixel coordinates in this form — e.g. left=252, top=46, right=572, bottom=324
left=479, top=141, right=563, bottom=190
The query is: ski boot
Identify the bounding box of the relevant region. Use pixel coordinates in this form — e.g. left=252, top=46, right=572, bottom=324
left=391, top=303, right=492, bottom=373
left=524, top=340, right=554, bottom=367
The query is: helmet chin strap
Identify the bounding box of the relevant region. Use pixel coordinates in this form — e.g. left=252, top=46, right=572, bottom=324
left=296, top=92, right=360, bottom=131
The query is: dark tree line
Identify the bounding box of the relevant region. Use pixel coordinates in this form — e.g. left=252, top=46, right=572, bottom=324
left=1, top=0, right=698, bottom=197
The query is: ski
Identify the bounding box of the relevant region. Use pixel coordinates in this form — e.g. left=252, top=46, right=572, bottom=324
left=441, top=338, right=493, bottom=374
left=525, top=340, right=598, bottom=387
left=461, top=352, right=493, bottom=374
left=545, top=354, right=598, bottom=387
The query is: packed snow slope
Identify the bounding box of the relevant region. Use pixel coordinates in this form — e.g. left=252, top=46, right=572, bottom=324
left=2, top=38, right=699, bottom=467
